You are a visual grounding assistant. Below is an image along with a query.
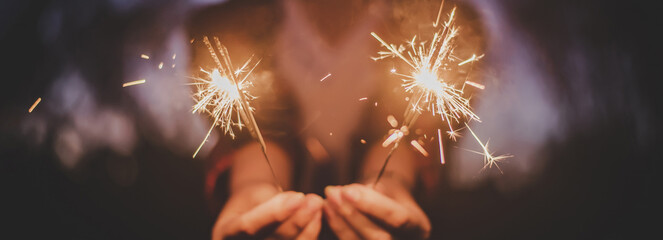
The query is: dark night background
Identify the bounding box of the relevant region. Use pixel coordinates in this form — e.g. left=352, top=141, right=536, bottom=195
left=1, top=0, right=660, bottom=239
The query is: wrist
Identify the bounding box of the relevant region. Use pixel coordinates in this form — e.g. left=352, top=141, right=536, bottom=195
left=231, top=181, right=280, bottom=201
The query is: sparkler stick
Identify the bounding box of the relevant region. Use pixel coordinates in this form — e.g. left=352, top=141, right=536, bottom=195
left=192, top=36, right=282, bottom=191
left=372, top=1, right=489, bottom=185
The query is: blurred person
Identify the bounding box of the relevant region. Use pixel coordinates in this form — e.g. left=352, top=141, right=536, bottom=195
left=190, top=0, right=467, bottom=239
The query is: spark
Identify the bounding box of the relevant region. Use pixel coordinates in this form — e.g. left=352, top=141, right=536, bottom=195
left=123, top=79, right=146, bottom=87
left=465, top=81, right=485, bottom=90
left=458, top=54, right=477, bottom=66
left=411, top=140, right=429, bottom=157
left=191, top=36, right=282, bottom=191
left=172, top=54, right=177, bottom=60
left=158, top=62, right=164, bottom=69
left=140, top=54, right=150, bottom=59
left=359, top=97, right=368, bottom=101
left=171, top=64, right=176, bottom=68
left=319, top=73, right=332, bottom=82
left=446, top=126, right=464, bottom=141
left=433, top=0, right=445, bottom=27
left=382, top=128, right=405, bottom=147
left=387, top=115, right=398, bottom=128
left=28, top=97, right=41, bottom=113
left=360, top=139, right=367, bottom=144
left=190, top=38, right=195, bottom=44
left=464, top=123, right=512, bottom=172
left=437, top=129, right=445, bottom=164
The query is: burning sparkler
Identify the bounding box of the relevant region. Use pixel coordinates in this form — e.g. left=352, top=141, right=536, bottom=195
left=191, top=36, right=282, bottom=191
left=371, top=1, right=505, bottom=185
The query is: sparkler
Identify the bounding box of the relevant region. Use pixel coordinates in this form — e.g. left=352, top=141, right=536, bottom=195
left=191, top=36, right=282, bottom=191
left=371, top=1, right=503, bottom=185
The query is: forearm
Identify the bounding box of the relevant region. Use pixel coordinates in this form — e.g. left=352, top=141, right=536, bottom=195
left=229, top=141, right=294, bottom=194
left=360, top=143, right=418, bottom=191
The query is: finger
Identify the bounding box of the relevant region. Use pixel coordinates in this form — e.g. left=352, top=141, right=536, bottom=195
left=272, top=194, right=324, bottom=239
left=224, top=183, right=281, bottom=216
left=326, top=186, right=392, bottom=240
left=341, top=184, right=428, bottom=233
left=295, top=210, right=322, bottom=240
left=228, top=192, right=305, bottom=236
left=322, top=201, right=360, bottom=240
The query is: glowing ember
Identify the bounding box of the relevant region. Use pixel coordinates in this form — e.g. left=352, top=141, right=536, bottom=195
left=319, top=73, right=332, bottom=82
left=387, top=115, right=398, bottom=128
left=465, top=81, right=485, bottom=90
left=437, top=129, right=445, bottom=164
left=28, top=97, right=41, bottom=113
left=411, top=140, right=429, bottom=157
left=122, top=79, right=146, bottom=87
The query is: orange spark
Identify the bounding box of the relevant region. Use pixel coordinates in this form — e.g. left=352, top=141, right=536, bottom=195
left=411, top=140, right=429, bottom=157
left=465, top=81, right=485, bottom=90
left=122, top=79, right=146, bottom=87
left=319, top=73, right=332, bottom=82
left=438, top=128, right=445, bottom=164
left=28, top=98, right=41, bottom=113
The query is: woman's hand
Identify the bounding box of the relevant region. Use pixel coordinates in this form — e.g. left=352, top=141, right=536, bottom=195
left=212, top=183, right=324, bottom=240
left=323, top=181, right=431, bottom=240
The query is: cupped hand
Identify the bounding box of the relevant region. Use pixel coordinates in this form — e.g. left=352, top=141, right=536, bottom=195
left=212, top=183, right=324, bottom=240
left=323, top=183, right=431, bottom=240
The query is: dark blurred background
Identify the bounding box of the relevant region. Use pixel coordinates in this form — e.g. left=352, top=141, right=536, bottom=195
left=1, top=0, right=660, bottom=239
